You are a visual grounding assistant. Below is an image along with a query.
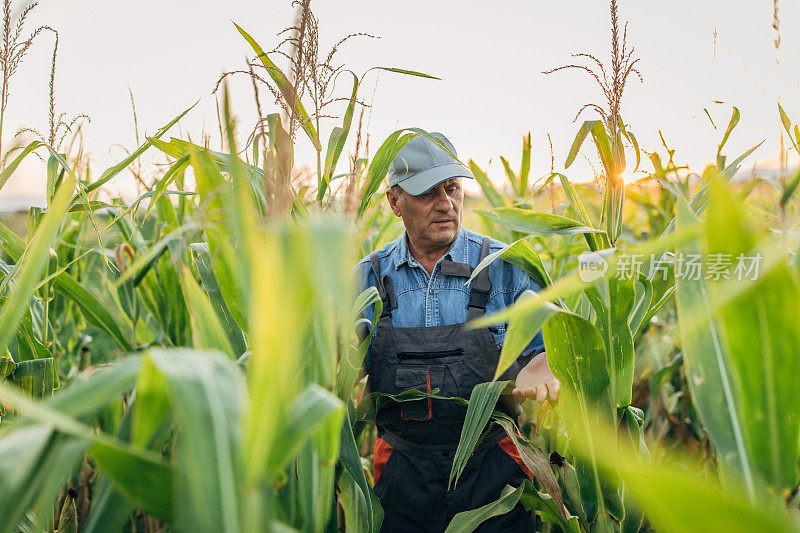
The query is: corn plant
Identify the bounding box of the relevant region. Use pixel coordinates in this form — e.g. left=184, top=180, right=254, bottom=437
left=0, top=1, right=800, bottom=531
left=445, top=100, right=800, bottom=531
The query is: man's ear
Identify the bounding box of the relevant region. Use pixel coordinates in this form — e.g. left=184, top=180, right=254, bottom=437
left=386, top=188, right=403, bottom=218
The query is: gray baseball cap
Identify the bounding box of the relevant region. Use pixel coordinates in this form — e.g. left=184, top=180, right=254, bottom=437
left=387, top=132, right=474, bottom=195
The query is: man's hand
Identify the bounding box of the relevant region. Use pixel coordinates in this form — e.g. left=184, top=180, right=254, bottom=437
left=512, top=352, right=560, bottom=402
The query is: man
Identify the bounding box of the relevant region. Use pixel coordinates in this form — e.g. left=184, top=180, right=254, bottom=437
left=357, top=132, right=559, bottom=532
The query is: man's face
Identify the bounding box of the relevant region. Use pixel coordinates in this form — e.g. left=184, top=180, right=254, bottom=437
left=386, top=178, right=463, bottom=251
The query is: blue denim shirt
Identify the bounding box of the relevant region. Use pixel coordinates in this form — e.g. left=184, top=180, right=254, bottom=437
left=357, top=226, right=545, bottom=366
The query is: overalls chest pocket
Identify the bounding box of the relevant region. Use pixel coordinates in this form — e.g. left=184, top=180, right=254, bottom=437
left=394, top=350, right=464, bottom=421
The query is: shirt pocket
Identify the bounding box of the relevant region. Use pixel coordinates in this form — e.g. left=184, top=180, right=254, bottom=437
left=487, top=323, right=508, bottom=349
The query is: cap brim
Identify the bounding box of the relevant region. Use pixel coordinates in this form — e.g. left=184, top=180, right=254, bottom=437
left=396, top=163, right=474, bottom=196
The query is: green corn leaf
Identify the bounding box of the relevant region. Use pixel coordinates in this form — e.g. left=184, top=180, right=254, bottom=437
left=493, top=415, right=566, bottom=520
left=617, top=457, right=798, bottom=533
left=448, top=381, right=512, bottom=489
left=355, top=388, right=449, bottom=424
left=565, top=120, right=599, bottom=169
left=52, top=272, right=133, bottom=352
left=520, top=171, right=559, bottom=203
left=338, top=467, right=374, bottom=533
left=465, top=237, right=550, bottom=289
left=372, top=66, right=440, bottom=79
left=477, top=207, right=604, bottom=237
left=39, top=146, right=72, bottom=178
left=543, top=310, right=616, bottom=522
left=144, top=154, right=191, bottom=218
left=180, top=264, right=235, bottom=359
left=0, top=425, right=88, bottom=533
left=0, top=173, right=74, bottom=351
left=190, top=242, right=247, bottom=357
left=357, top=127, right=466, bottom=217
left=558, top=174, right=606, bottom=251
left=674, top=192, right=754, bottom=496
left=591, top=121, right=615, bottom=179
left=77, top=102, right=196, bottom=199
left=146, top=348, right=245, bottom=532
left=705, top=182, right=800, bottom=495
left=469, top=160, right=505, bottom=208
left=444, top=477, right=579, bottom=533
left=338, top=410, right=383, bottom=533
left=584, top=274, right=636, bottom=408
left=57, top=490, right=78, bottom=533
left=619, top=408, right=648, bottom=533
left=14, top=310, right=51, bottom=362
left=519, top=488, right=581, bottom=533
left=148, top=137, right=266, bottom=212
left=519, top=132, right=531, bottom=195
left=234, top=22, right=321, bottom=150
left=779, top=167, right=800, bottom=207
left=636, top=285, right=676, bottom=340
left=7, top=358, right=57, bottom=399
left=0, top=382, right=173, bottom=522
left=0, top=141, right=43, bottom=191
left=149, top=137, right=262, bottom=178
left=131, top=356, right=171, bottom=449
left=89, top=439, right=173, bottom=522
left=66, top=199, right=113, bottom=213
left=357, top=130, right=415, bottom=217
left=243, top=227, right=305, bottom=484
left=612, top=129, right=626, bottom=176
left=266, top=384, right=344, bottom=476
left=102, top=189, right=196, bottom=231
left=553, top=452, right=587, bottom=525
left=45, top=356, right=141, bottom=419
left=662, top=141, right=762, bottom=236
left=114, top=222, right=200, bottom=287
left=190, top=150, right=248, bottom=331
left=575, top=423, right=799, bottom=533
left=618, top=119, right=640, bottom=172
left=469, top=225, right=698, bottom=332
left=444, top=482, right=528, bottom=533
left=593, top=125, right=621, bottom=243
left=628, top=272, right=653, bottom=336
left=612, top=129, right=627, bottom=181
left=320, top=72, right=359, bottom=200
left=493, top=292, right=557, bottom=381
left=500, top=156, right=519, bottom=193
left=81, top=474, right=136, bottom=533
left=716, top=106, right=741, bottom=169
left=340, top=288, right=381, bottom=400
left=0, top=347, right=16, bottom=378
left=778, top=103, right=792, bottom=138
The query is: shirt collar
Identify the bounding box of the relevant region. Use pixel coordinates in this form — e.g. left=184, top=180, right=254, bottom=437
left=393, top=225, right=469, bottom=270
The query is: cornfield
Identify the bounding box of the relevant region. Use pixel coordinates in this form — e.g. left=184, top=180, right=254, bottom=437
left=1, top=1, right=799, bottom=532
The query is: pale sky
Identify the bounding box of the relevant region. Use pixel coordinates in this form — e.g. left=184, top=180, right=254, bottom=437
left=6, top=0, right=800, bottom=199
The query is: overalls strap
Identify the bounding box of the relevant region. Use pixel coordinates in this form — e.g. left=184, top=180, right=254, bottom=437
left=371, top=236, right=492, bottom=321
left=369, top=252, right=397, bottom=318
left=467, top=236, right=492, bottom=320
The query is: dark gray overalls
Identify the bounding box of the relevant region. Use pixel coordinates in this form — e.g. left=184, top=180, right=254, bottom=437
left=366, top=236, right=537, bottom=532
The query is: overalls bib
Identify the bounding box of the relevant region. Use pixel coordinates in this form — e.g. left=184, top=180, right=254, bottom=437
left=366, top=237, right=537, bottom=533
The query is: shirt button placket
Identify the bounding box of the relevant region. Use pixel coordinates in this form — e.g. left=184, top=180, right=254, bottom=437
left=431, top=271, right=438, bottom=323
left=426, top=270, right=436, bottom=326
